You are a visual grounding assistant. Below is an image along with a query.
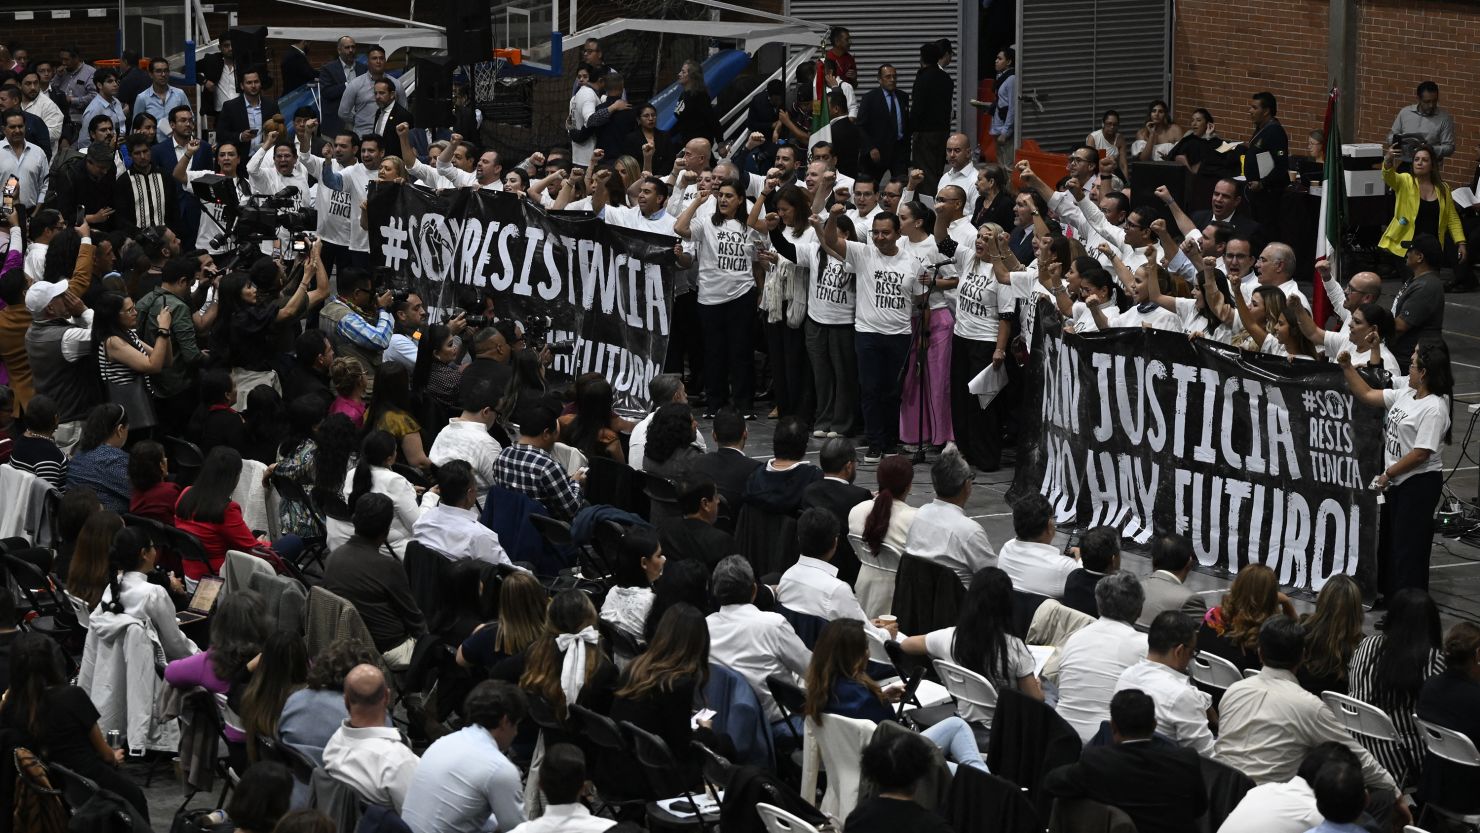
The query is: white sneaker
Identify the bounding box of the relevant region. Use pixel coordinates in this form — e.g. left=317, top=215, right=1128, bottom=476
left=812, top=429, right=826, bottom=438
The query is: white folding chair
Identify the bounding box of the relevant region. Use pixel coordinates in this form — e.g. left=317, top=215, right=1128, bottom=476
left=932, top=658, right=999, bottom=713
left=1416, top=717, right=1480, bottom=766
left=848, top=533, right=902, bottom=619
left=847, top=533, right=902, bottom=573
left=801, top=713, right=875, bottom=821
left=1322, top=691, right=1398, bottom=742
left=1242, top=668, right=1258, bottom=679
left=756, top=802, right=823, bottom=833
left=1404, top=826, right=1434, bottom=833
left=1188, top=652, right=1245, bottom=690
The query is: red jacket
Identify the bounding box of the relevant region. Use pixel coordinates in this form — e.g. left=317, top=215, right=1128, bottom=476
left=174, top=488, right=259, bottom=580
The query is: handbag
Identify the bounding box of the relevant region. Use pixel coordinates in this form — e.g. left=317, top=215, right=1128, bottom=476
left=107, top=377, right=158, bottom=432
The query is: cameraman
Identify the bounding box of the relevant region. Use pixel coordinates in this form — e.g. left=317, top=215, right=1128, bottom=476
left=382, top=290, right=425, bottom=369
left=319, top=266, right=392, bottom=377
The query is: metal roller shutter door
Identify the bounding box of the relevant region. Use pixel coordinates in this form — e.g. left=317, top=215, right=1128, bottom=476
left=1017, top=0, right=1172, bottom=153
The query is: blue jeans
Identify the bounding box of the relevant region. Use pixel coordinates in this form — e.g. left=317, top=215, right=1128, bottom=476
left=922, top=716, right=988, bottom=774
left=854, top=332, right=911, bottom=451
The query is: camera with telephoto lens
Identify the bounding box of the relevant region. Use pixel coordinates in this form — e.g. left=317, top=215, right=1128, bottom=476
left=232, top=186, right=317, bottom=243
left=525, top=314, right=575, bottom=356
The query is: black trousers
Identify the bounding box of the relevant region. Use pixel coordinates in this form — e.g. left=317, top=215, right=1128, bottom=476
left=698, top=290, right=756, bottom=413
left=664, top=290, right=705, bottom=391
left=765, top=319, right=813, bottom=423
left=950, top=336, right=1002, bottom=470
left=1379, top=470, right=1443, bottom=598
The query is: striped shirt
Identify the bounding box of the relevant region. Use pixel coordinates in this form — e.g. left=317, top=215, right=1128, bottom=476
left=1347, top=634, right=1445, bottom=789
left=9, top=434, right=68, bottom=489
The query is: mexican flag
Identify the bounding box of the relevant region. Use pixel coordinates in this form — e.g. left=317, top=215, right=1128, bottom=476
left=1312, top=87, right=1344, bottom=326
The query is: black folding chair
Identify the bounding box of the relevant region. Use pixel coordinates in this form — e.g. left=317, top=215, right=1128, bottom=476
left=269, top=473, right=329, bottom=576
left=621, top=720, right=715, bottom=831
left=766, top=674, right=807, bottom=747
left=162, top=435, right=205, bottom=487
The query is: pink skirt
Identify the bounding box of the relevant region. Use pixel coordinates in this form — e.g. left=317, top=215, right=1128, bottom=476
left=899, top=306, right=955, bottom=445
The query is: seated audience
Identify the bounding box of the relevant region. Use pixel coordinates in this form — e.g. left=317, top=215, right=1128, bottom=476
left=506, top=743, right=616, bottom=833
left=8, top=394, right=67, bottom=488
left=558, top=375, right=625, bottom=463
left=326, top=430, right=425, bottom=558
left=807, top=618, right=986, bottom=773
left=321, top=493, right=427, bottom=669
left=1218, top=742, right=1368, bottom=833
left=1215, top=617, right=1398, bottom=798
left=165, top=591, right=268, bottom=754
left=642, top=401, right=702, bottom=481
left=505, top=589, right=617, bottom=719
left=1062, top=524, right=1119, bottom=617
left=273, top=395, right=330, bottom=539
left=279, top=639, right=387, bottom=764
left=599, top=525, right=665, bottom=642
left=328, top=356, right=368, bottom=427
left=1296, top=574, right=1365, bottom=695
left=848, top=454, right=918, bottom=558
left=94, top=526, right=198, bottom=659
left=67, top=403, right=132, bottom=513
left=1044, top=689, right=1207, bottom=833
left=402, top=681, right=529, bottom=833
left=428, top=379, right=503, bottom=497
left=194, top=370, right=247, bottom=450
left=0, top=632, right=151, bottom=825
left=223, top=761, right=294, bottom=833
left=52, top=487, right=101, bottom=582
left=686, top=407, right=760, bottom=512
left=322, top=663, right=421, bottom=812
left=1114, top=611, right=1214, bottom=755
left=626, top=372, right=698, bottom=470
left=778, top=507, right=895, bottom=645
left=238, top=630, right=309, bottom=763
left=740, top=416, right=822, bottom=514
left=903, top=445, right=994, bottom=585
left=901, top=567, right=1043, bottom=730
left=1306, top=758, right=1370, bottom=833
left=126, top=439, right=180, bottom=525
left=1055, top=571, right=1150, bottom=742
left=492, top=402, right=587, bottom=521
left=174, top=446, right=302, bottom=578
left=364, top=361, right=433, bottom=471
left=1138, top=531, right=1207, bottom=626
left=643, top=558, right=712, bottom=643
left=1199, top=563, right=1296, bottom=672
left=843, top=730, right=956, bottom=833
left=801, top=437, right=873, bottom=583
left=1346, top=588, right=1444, bottom=790
left=66, top=511, right=124, bottom=612
left=995, top=491, right=1077, bottom=597
left=412, top=460, right=511, bottom=567
left=658, top=474, right=738, bottom=571
left=706, top=554, right=812, bottom=723
left=1417, top=622, right=1480, bottom=820
left=457, top=570, right=547, bottom=672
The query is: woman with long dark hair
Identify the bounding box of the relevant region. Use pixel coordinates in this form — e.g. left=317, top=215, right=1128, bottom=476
left=1348, top=588, right=1444, bottom=789
left=621, top=102, right=675, bottom=173
left=599, top=526, right=666, bottom=641
left=241, top=385, right=287, bottom=465
left=411, top=322, right=465, bottom=412
left=364, top=360, right=432, bottom=472
left=675, top=179, right=758, bottom=417
left=192, top=369, right=246, bottom=451
left=1132, top=99, right=1185, bottom=162
left=641, top=402, right=700, bottom=481
left=558, top=375, right=625, bottom=462
left=67, top=403, right=131, bottom=512
left=91, top=290, right=171, bottom=433
left=510, top=589, right=617, bottom=719
left=65, top=511, right=124, bottom=612
left=309, top=412, right=360, bottom=514
left=127, top=439, right=180, bottom=525
left=238, top=630, right=309, bottom=763
left=671, top=59, right=721, bottom=146
left=847, top=455, right=917, bottom=617
left=642, top=557, right=711, bottom=643
left=0, top=633, right=152, bottom=824
left=1379, top=141, right=1466, bottom=279
left=498, top=349, right=553, bottom=424
left=1341, top=341, right=1453, bottom=600
left=750, top=182, right=817, bottom=421
left=807, top=619, right=986, bottom=773
left=211, top=249, right=330, bottom=396
left=897, top=199, right=954, bottom=450
left=273, top=394, right=331, bottom=539
left=324, top=429, right=421, bottom=558
left=174, top=446, right=303, bottom=578
left=165, top=591, right=268, bottom=755
left=95, top=525, right=198, bottom=659
left=900, top=567, right=1043, bottom=730
left=1297, top=574, right=1367, bottom=695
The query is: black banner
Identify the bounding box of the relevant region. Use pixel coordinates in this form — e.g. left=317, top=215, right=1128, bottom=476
left=1008, top=300, right=1385, bottom=592
left=367, top=183, right=678, bottom=414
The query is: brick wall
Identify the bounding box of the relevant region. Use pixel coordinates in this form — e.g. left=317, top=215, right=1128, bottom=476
left=1174, top=0, right=1480, bottom=174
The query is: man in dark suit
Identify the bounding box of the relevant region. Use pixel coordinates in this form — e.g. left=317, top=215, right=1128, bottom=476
left=194, top=38, right=236, bottom=123
left=1062, top=525, right=1120, bottom=618
left=316, top=36, right=361, bottom=138
left=150, top=105, right=212, bottom=247
left=686, top=409, right=761, bottom=520
left=369, top=78, right=413, bottom=156
left=116, top=51, right=151, bottom=117
left=856, top=64, right=910, bottom=182
left=1190, top=177, right=1261, bottom=245
left=819, top=90, right=860, bottom=179
left=279, top=40, right=315, bottom=96
left=658, top=474, right=738, bottom=573
left=215, top=67, right=281, bottom=150
left=1044, top=689, right=1207, bottom=833
left=910, top=40, right=955, bottom=192
left=801, top=438, right=870, bottom=585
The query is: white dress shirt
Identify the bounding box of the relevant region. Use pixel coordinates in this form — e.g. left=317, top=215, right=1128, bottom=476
left=847, top=498, right=917, bottom=557
left=0, top=141, right=48, bottom=208
left=935, top=164, right=980, bottom=209
left=322, top=721, right=420, bottom=812
left=411, top=499, right=511, bottom=568
left=428, top=419, right=504, bottom=497
left=599, top=586, right=654, bottom=641
left=1114, top=658, right=1215, bottom=755
left=776, top=555, right=892, bottom=645
left=996, top=538, right=1078, bottom=597
left=1214, top=776, right=1323, bottom=833
left=706, top=603, right=812, bottom=722
left=1055, top=617, right=1149, bottom=742
left=401, top=725, right=524, bottom=833
left=903, top=499, right=994, bottom=585
left=1215, top=667, right=1396, bottom=791
left=21, top=93, right=63, bottom=146
left=325, top=465, right=425, bottom=559
left=507, top=804, right=616, bottom=833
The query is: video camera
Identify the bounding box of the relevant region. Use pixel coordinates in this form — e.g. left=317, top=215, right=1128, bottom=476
left=194, top=179, right=318, bottom=252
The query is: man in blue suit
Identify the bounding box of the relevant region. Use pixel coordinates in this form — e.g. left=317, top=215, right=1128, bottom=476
left=316, top=36, right=361, bottom=137
left=149, top=104, right=211, bottom=246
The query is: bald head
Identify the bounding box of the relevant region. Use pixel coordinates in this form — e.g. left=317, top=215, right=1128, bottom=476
left=681, top=138, right=712, bottom=174
left=343, top=663, right=389, bottom=725
left=946, top=132, right=971, bottom=171
left=938, top=184, right=967, bottom=219
left=1345, top=271, right=1382, bottom=310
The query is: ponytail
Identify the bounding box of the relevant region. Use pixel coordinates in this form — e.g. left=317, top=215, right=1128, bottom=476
left=102, top=526, right=152, bottom=614
left=348, top=430, right=397, bottom=510
left=863, top=455, right=914, bottom=555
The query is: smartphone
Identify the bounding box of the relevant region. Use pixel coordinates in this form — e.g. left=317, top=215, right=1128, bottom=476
left=74, top=206, right=85, bottom=227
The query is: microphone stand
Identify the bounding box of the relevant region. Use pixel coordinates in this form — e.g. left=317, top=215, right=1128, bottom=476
left=910, top=259, right=945, bottom=465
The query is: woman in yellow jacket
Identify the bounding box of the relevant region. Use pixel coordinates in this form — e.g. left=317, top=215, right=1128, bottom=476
left=1379, top=141, right=1467, bottom=276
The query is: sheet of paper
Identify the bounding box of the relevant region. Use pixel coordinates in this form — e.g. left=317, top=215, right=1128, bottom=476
left=1255, top=152, right=1275, bottom=179
left=690, top=708, right=716, bottom=729
left=1454, top=187, right=1476, bottom=209
left=1028, top=644, right=1056, bottom=677
left=968, top=363, right=1009, bottom=408
left=1216, top=141, right=1240, bottom=154
left=656, top=792, right=723, bottom=818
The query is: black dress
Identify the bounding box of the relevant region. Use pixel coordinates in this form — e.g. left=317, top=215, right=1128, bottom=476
left=844, top=796, right=956, bottom=833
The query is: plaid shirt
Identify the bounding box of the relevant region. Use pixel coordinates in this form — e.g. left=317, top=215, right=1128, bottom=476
left=493, top=443, right=585, bottom=520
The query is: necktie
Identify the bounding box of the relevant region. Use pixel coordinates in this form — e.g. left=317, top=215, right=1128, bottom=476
left=887, top=93, right=901, bottom=140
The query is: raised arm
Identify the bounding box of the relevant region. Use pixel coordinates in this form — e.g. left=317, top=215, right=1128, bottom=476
left=1231, top=277, right=1268, bottom=345
left=1155, top=185, right=1197, bottom=237
left=173, top=138, right=201, bottom=184
left=398, top=122, right=417, bottom=168
left=1041, top=261, right=1074, bottom=318
left=822, top=203, right=849, bottom=256
left=1337, top=351, right=1387, bottom=410
left=1098, top=242, right=1135, bottom=296
left=1199, top=258, right=1235, bottom=326
left=673, top=190, right=709, bottom=240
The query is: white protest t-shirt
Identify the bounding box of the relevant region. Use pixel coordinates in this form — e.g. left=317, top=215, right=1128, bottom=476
left=1107, top=303, right=1184, bottom=333
left=902, top=235, right=955, bottom=310
left=953, top=260, right=1002, bottom=341
left=691, top=218, right=758, bottom=306
left=604, top=204, right=677, bottom=236
left=844, top=240, right=917, bottom=335
left=808, top=248, right=855, bottom=326
left=1319, top=329, right=1400, bottom=378
left=1069, top=300, right=1110, bottom=334
left=184, top=171, right=250, bottom=254
left=306, top=156, right=355, bottom=246
left=1381, top=387, right=1449, bottom=485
